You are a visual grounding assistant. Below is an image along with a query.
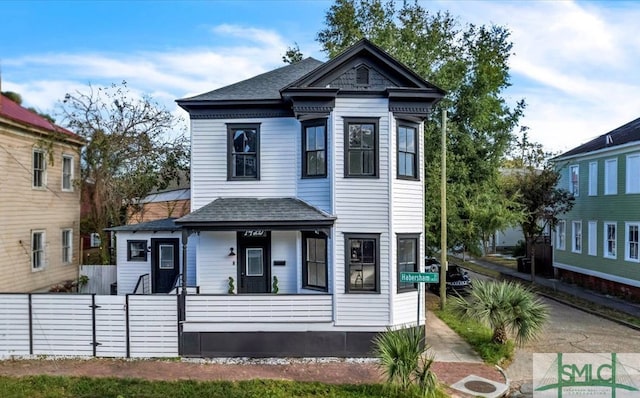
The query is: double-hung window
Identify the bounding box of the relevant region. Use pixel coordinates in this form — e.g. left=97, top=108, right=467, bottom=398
left=228, top=124, right=259, bottom=180
left=556, top=220, right=566, bottom=250
left=33, top=149, right=46, bottom=188
left=587, top=221, right=597, bottom=256
left=62, top=155, right=73, bottom=191
left=397, top=234, right=419, bottom=293
left=626, top=154, right=640, bottom=194
left=346, top=234, right=379, bottom=292
left=32, top=230, right=45, bottom=270
left=344, top=118, right=378, bottom=177
left=397, top=122, right=418, bottom=179
left=302, top=120, right=327, bottom=178
left=625, top=222, right=639, bottom=262
left=572, top=221, right=582, bottom=253
left=61, top=229, right=72, bottom=264
left=604, top=158, right=617, bottom=195
left=604, top=222, right=617, bottom=259
left=569, top=165, right=579, bottom=196
left=302, top=232, right=327, bottom=291
left=127, top=240, right=147, bottom=261
left=588, top=161, right=597, bottom=196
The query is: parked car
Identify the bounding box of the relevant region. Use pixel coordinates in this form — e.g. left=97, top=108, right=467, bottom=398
left=425, top=257, right=472, bottom=295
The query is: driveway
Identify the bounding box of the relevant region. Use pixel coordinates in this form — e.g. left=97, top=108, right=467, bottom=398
left=507, top=297, right=640, bottom=388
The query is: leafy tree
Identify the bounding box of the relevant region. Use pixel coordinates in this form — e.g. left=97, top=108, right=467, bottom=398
left=451, top=280, right=549, bottom=345
left=317, top=0, right=525, bottom=252
left=59, top=82, right=189, bottom=263
left=282, top=43, right=304, bottom=64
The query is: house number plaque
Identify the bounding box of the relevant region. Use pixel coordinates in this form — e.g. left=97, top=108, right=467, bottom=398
left=243, top=230, right=266, bottom=237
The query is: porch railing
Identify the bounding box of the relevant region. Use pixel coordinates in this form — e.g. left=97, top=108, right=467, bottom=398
left=133, top=274, right=150, bottom=295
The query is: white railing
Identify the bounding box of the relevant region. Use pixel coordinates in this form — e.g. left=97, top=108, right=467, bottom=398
left=185, top=294, right=333, bottom=323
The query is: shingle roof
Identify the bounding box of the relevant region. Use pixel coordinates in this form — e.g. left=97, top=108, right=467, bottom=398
left=176, top=197, right=335, bottom=228
left=0, top=94, right=83, bottom=143
left=106, top=218, right=181, bottom=232
left=556, top=117, right=640, bottom=159
left=177, top=58, right=324, bottom=103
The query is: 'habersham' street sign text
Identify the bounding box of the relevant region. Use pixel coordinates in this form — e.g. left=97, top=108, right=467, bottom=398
left=400, top=272, right=438, bottom=283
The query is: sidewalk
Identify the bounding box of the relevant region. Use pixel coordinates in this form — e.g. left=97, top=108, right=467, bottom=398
left=461, top=255, right=640, bottom=322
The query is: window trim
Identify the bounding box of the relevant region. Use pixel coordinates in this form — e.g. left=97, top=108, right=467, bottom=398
left=588, top=161, right=597, bottom=196
left=127, top=240, right=148, bottom=262
left=301, top=119, right=328, bottom=179
left=61, top=228, right=73, bottom=264
left=604, top=158, right=617, bottom=195
left=604, top=221, right=617, bottom=259
left=62, top=155, right=74, bottom=192
left=33, top=149, right=46, bottom=189
left=227, top=123, right=260, bottom=181
left=556, top=220, right=566, bottom=250
left=302, top=232, right=328, bottom=292
left=626, top=153, right=640, bottom=194
left=587, top=221, right=597, bottom=256
left=397, top=233, right=419, bottom=293
left=343, top=117, right=379, bottom=178
left=345, top=233, right=380, bottom=293
left=31, top=230, right=45, bottom=271
left=572, top=221, right=582, bottom=253
left=396, top=121, right=419, bottom=180
left=625, top=222, right=640, bottom=263
left=569, top=164, right=579, bottom=197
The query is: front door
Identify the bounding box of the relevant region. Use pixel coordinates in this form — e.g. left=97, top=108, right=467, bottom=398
left=151, top=238, right=179, bottom=293
left=237, top=231, right=270, bottom=293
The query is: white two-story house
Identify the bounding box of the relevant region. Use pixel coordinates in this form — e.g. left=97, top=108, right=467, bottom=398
left=111, top=39, right=444, bottom=357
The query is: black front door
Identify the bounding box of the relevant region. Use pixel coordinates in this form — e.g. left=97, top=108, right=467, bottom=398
left=151, top=238, right=180, bottom=293
left=237, top=231, right=270, bottom=293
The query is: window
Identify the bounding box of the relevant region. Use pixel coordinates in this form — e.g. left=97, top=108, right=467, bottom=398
left=228, top=124, right=259, bottom=180
left=345, top=234, right=379, bottom=293
left=61, top=229, right=72, bottom=264
left=625, top=222, right=639, bottom=262
left=587, top=221, right=597, bottom=256
left=572, top=221, right=582, bottom=253
left=588, top=161, right=597, bottom=196
left=90, top=233, right=101, bottom=248
left=127, top=240, right=147, bottom=261
left=556, top=220, right=566, bottom=250
left=569, top=165, right=579, bottom=196
left=246, top=248, right=264, bottom=276
left=604, top=222, right=617, bottom=259
left=302, top=232, right=327, bottom=291
left=344, top=118, right=378, bottom=177
left=31, top=230, right=45, bottom=270
left=62, top=155, right=73, bottom=191
left=302, top=120, right=327, bottom=178
left=397, top=123, right=418, bottom=179
left=159, top=244, right=175, bottom=269
left=604, top=158, right=617, bottom=195
left=626, top=154, right=640, bottom=194
left=397, top=234, right=419, bottom=293
left=33, top=150, right=46, bottom=188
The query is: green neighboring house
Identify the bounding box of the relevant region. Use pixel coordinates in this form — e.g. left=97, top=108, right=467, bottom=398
left=553, top=117, right=640, bottom=301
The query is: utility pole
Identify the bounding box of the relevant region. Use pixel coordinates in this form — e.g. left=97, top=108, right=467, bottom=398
left=440, top=110, right=447, bottom=310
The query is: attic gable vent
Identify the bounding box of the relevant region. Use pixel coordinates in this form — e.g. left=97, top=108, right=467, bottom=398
left=606, top=134, right=613, bottom=145
left=355, top=65, right=370, bottom=85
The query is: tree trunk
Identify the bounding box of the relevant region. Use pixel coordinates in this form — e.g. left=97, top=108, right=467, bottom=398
left=529, top=239, right=536, bottom=283
left=492, top=325, right=508, bottom=344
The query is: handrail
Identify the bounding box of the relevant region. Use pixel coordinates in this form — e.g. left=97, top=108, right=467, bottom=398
left=133, top=273, right=150, bottom=295
left=170, top=273, right=200, bottom=294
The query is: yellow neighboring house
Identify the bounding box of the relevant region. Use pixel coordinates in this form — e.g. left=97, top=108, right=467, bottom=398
left=0, top=93, right=84, bottom=292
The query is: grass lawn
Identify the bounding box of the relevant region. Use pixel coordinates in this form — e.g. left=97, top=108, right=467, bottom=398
left=0, top=375, right=435, bottom=398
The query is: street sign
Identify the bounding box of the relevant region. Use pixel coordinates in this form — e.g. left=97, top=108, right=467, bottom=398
left=400, top=272, right=439, bottom=283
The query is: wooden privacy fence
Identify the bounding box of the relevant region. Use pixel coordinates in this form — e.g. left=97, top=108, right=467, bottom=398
left=0, top=294, right=178, bottom=358
left=79, top=265, right=117, bottom=294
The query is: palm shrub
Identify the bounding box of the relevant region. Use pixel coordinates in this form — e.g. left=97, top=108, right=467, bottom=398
left=373, top=326, right=439, bottom=398
left=450, top=280, right=548, bottom=345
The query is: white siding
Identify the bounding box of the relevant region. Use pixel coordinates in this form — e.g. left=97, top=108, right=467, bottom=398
left=190, top=118, right=298, bottom=211
left=333, top=97, right=391, bottom=326
left=197, top=231, right=237, bottom=294
left=296, top=116, right=332, bottom=213
left=270, top=231, right=298, bottom=293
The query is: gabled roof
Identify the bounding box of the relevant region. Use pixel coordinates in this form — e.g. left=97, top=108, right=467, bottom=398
left=556, top=117, right=640, bottom=159
left=0, top=94, right=83, bottom=144
left=106, top=218, right=181, bottom=232
left=175, top=197, right=335, bottom=230
left=177, top=58, right=324, bottom=104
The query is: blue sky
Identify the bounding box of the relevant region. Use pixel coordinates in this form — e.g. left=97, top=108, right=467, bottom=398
left=2, top=0, right=640, bottom=153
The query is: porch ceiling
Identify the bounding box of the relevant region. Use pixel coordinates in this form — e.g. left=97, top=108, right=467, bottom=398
left=175, top=197, right=335, bottom=231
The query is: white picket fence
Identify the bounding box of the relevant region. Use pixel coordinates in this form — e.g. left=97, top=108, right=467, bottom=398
left=0, top=294, right=178, bottom=358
